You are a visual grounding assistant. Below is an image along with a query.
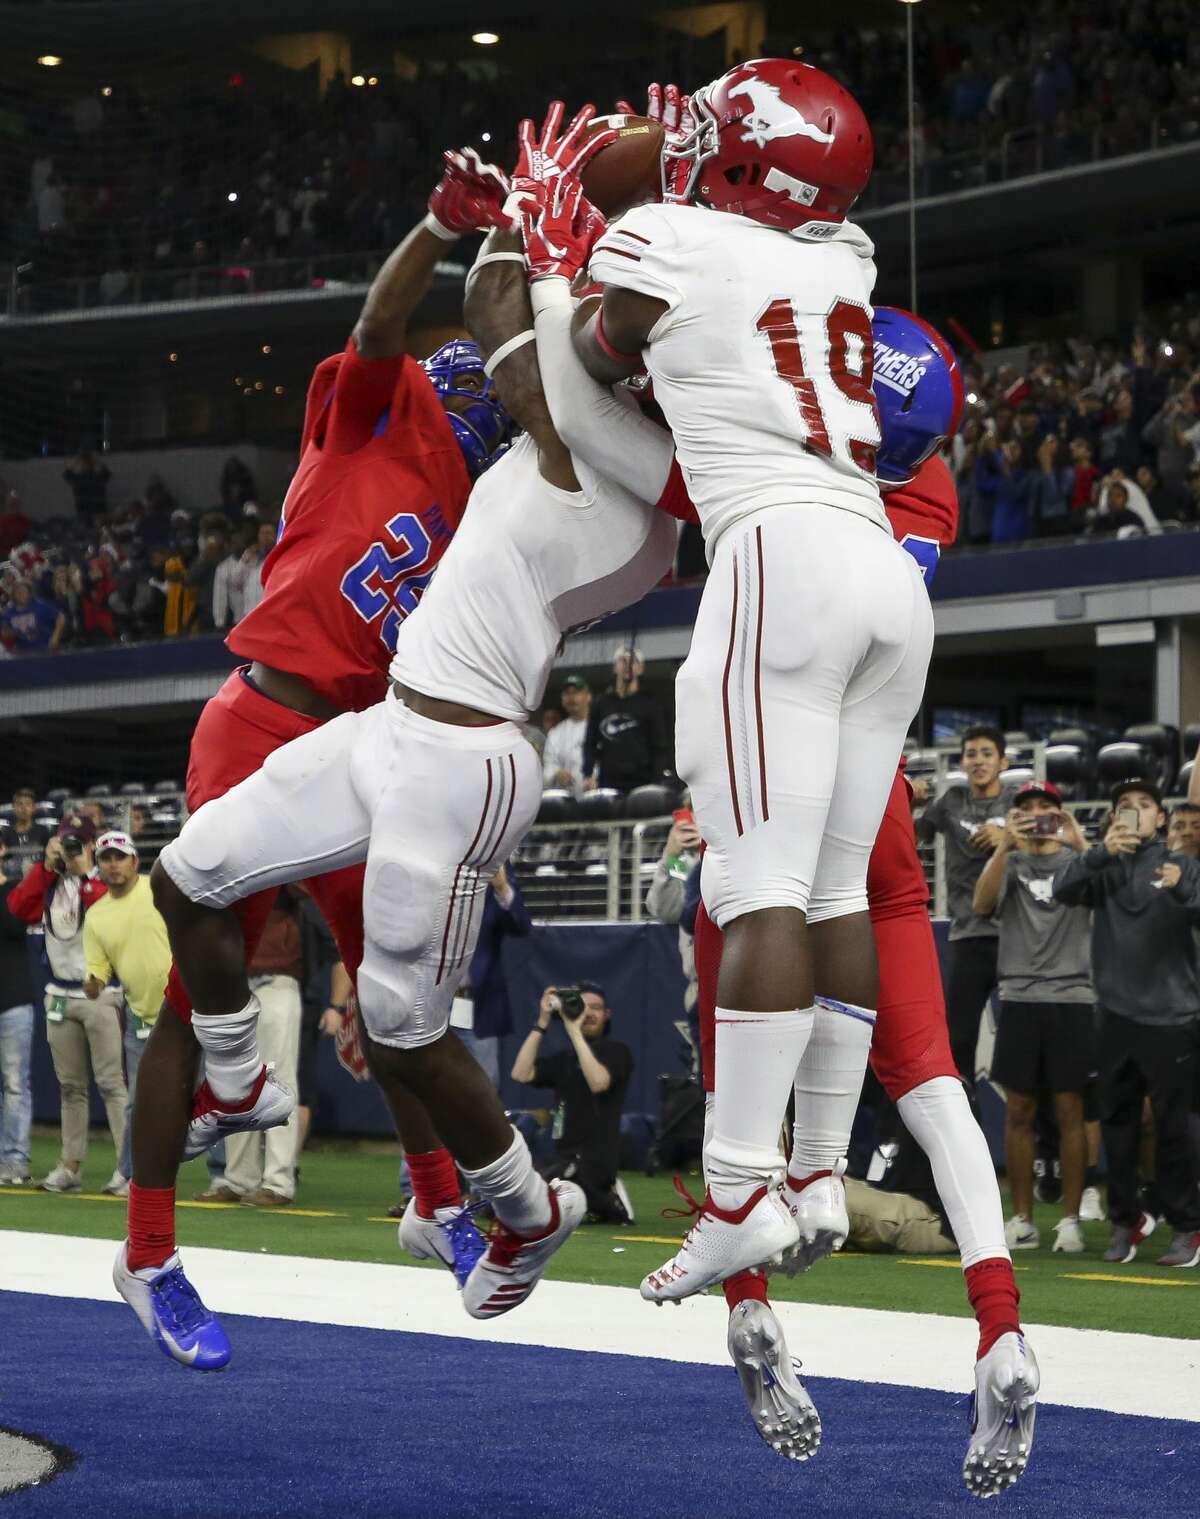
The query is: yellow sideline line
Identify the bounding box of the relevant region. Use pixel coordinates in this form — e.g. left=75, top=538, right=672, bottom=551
left=0, top=1192, right=345, bottom=1218
left=1059, top=1272, right=1197, bottom=1288
left=899, top=1258, right=1030, bottom=1272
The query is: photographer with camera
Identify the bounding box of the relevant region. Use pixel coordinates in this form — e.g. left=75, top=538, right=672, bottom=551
left=973, top=781, right=1092, bottom=1254
left=511, top=982, right=634, bottom=1224
left=1054, top=781, right=1200, bottom=1268
left=8, top=813, right=127, bottom=1194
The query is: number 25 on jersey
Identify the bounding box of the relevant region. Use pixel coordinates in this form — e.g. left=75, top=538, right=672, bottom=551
left=756, top=297, right=880, bottom=475
left=340, top=511, right=434, bottom=652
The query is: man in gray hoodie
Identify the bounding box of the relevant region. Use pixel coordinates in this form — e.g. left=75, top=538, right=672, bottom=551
left=1054, top=780, right=1200, bottom=1268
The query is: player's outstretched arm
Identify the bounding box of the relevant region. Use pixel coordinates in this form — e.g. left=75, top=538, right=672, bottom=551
left=574, top=286, right=667, bottom=384
left=462, top=229, right=577, bottom=492
left=354, top=149, right=511, bottom=361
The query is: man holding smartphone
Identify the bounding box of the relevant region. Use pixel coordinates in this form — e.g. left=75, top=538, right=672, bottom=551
left=973, top=782, right=1092, bottom=1253
left=511, top=982, right=634, bottom=1223
left=1054, top=781, right=1200, bottom=1268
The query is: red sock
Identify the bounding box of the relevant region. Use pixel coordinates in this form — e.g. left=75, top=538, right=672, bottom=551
left=127, top=1183, right=176, bottom=1272
left=723, top=1268, right=770, bottom=1312
left=965, top=1257, right=1022, bottom=1359
left=407, top=1148, right=462, bottom=1219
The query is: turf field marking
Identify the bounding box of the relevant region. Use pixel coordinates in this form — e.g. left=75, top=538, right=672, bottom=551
left=0, top=1193, right=347, bottom=1219
left=1059, top=1272, right=1198, bottom=1288
left=899, top=1257, right=1030, bottom=1272
left=5, top=1229, right=1197, bottom=1423
left=618, top=1234, right=688, bottom=1246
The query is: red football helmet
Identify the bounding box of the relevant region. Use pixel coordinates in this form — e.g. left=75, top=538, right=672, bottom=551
left=661, top=58, right=873, bottom=231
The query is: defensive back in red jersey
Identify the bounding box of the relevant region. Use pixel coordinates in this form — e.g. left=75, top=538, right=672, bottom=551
left=230, top=338, right=472, bottom=713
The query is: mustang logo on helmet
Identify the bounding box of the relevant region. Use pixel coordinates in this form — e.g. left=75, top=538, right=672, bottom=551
left=729, top=77, right=836, bottom=148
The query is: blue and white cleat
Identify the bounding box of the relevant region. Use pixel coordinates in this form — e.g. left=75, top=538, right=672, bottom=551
left=397, top=1198, right=488, bottom=1288
left=963, top=1331, right=1039, bottom=1498
left=728, top=1299, right=822, bottom=1462
left=113, top=1241, right=231, bottom=1371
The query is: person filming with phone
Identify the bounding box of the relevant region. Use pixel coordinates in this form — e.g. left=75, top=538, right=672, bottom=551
left=973, top=781, right=1092, bottom=1254
left=511, top=982, right=634, bottom=1224
left=1054, top=781, right=1200, bottom=1268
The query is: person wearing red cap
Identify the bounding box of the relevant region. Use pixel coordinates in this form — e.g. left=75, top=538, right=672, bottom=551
left=973, top=781, right=1092, bottom=1253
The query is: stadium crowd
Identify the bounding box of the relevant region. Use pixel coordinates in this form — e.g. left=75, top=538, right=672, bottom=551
left=3, top=0, right=1197, bottom=301
left=4, top=305, right=1199, bottom=654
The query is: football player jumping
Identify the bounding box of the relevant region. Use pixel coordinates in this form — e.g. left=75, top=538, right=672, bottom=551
left=114, top=148, right=517, bottom=1369
left=576, top=57, right=933, bottom=1304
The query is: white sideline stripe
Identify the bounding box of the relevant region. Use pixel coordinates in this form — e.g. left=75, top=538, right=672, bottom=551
left=4, top=1230, right=1198, bottom=1423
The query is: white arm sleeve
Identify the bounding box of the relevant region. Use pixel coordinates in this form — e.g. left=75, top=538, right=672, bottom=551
left=530, top=279, right=675, bottom=506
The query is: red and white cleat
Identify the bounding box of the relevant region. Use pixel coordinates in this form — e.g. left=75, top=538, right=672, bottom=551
left=640, top=1182, right=798, bottom=1304
left=462, top=1179, right=586, bottom=1320
left=183, top=1064, right=295, bottom=1162
left=778, top=1159, right=848, bottom=1276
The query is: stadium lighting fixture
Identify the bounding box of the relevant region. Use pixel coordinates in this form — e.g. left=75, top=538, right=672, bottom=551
left=38, top=55, right=63, bottom=67
left=481, top=132, right=492, bottom=142
left=101, top=86, right=113, bottom=97
left=168, top=353, right=178, bottom=363
left=367, top=76, right=379, bottom=86
left=966, top=391, right=979, bottom=405
left=227, top=191, right=238, bottom=202
left=472, top=32, right=500, bottom=45
left=1163, top=343, right=1175, bottom=357
left=275, top=386, right=285, bottom=395
left=350, top=74, right=366, bottom=86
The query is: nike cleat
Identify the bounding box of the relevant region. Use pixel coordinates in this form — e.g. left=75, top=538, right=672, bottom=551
left=463, top=1180, right=585, bottom=1320
left=641, top=1182, right=798, bottom=1304
left=963, top=1331, right=1039, bottom=1498
left=183, top=1063, right=294, bottom=1162
left=728, top=1299, right=822, bottom=1462
left=113, top=1241, right=231, bottom=1371
left=1102, top=1211, right=1157, bottom=1264
left=398, top=1198, right=488, bottom=1288
left=777, top=1159, right=848, bottom=1276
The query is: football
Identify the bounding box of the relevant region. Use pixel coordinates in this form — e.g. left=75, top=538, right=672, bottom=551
left=580, top=114, right=666, bottom=218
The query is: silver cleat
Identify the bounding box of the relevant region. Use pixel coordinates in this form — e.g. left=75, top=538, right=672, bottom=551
left=963, top=1331, right=1039, bottom=1499
left=727, top=1300, right=822, bottom=1463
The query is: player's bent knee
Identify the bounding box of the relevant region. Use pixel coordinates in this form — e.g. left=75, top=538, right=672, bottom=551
left=806, top=887, right=869, bottom=925
left=356, top=963, right=449, bottom=1051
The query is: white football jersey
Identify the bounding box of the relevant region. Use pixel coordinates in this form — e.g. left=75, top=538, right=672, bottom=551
left=589, top=202, right=887, bottom=554
left=390, top=433, right=677, bottom=722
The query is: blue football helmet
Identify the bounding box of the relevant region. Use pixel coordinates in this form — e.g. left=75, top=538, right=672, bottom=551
left=420, top=338, right=514, bottom=479
left=871, top=307, right=964, bottom=488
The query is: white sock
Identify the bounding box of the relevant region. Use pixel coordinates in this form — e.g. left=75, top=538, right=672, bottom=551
left=191, top=996, right=263, bottom=1104
left=897, top=1075, right=1011, bottom=1267
left=702, top=1092, right=716, bottom=1189
left=706, top=1006, right=814, bottom=1212
left=460, top=1127, right=551, bottom=1235
left=789, top=996, right=875, bottom=1180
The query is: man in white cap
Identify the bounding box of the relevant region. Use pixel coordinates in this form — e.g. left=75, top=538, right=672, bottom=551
left=84, top=830, right=171, bottom=1195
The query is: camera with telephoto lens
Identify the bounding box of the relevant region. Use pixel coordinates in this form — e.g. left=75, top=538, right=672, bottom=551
left=52, top=834, right=85, bottom=873
left=552, top=986, right=586, bottom=1022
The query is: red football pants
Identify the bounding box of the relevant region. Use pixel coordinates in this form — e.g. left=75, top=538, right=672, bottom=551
left=163, top=670, right=366, bottom=1021
left=695, top=765, right=957, bottom=1102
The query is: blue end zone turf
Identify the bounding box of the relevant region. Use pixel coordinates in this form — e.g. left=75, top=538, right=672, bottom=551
left=2, top=1292, right=1195, bottom=1517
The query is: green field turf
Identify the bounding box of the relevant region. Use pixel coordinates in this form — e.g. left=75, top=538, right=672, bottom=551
left=4, top=1127, right=1195, bottom=1339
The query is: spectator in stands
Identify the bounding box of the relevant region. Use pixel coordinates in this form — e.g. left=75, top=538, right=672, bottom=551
left=187, top=514, right=231, bottom=633
left=645, top=812, right=703, bottom=1061
left=81, top=555, right=117, bottom=641
left=512, top=982, right=634, bottom=1225
left=1098, top=389, right=1147, bottom=475
left=1054, top=782, right=1200, bottom=1268
left=1092, top=473, right=1162, bottom=536
left=452, top=864, right=531, bottom=1087
left=80, top=802, right=108, bottom=832
left=198, top=889, right=303, bottom=1206
left=1025, top=435, right=1074, bottom=535
left=161, top=553, right=195, bottom=636
left=83, top=829, right=170, bottom=1195
left=1167, top=803, right=1200, bottom=859
left=0, top=490, right=32, bottom=557
left=1068, top=437, right=1100, bottom=516
left=973, top=781, right=1092, bottom=1254
left=213, top=526, right=251, bottom=630
left=8, top=789, right=51, bottom=877
left=127, top=805, right=149, bottom=844
left=913, top=726, right=1019, bottom=1088
left=0, top=830, right=36, bottom=1185
left=1136, top=462, right=1193, bottom=524
left=976, top=439, right=1029, bottom=543
left=7, top=814, right=127, bottom=1195
left=1141, top=385, right=1199, bottom=490
left=583, top=646, right=671, bottom=793
left=219, top=455, right=258, bottom=520
left=1, top=580, right=64, bottom=653
left=239, top=519, right=275, bottom=622
left=47, top=563, right=85, bottom=646
left=63, top=451, right=111, bottom=526
left=542, top=675, right=591, bottom=793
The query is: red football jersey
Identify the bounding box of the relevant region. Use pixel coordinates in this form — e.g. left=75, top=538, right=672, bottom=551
left=883, top=453, right=959, bottom=567
left=230, top=338, right=471, bottom=713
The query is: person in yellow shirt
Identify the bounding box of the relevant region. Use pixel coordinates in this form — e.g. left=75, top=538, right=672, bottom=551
left=84, top=830, right=172, bottom=1195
